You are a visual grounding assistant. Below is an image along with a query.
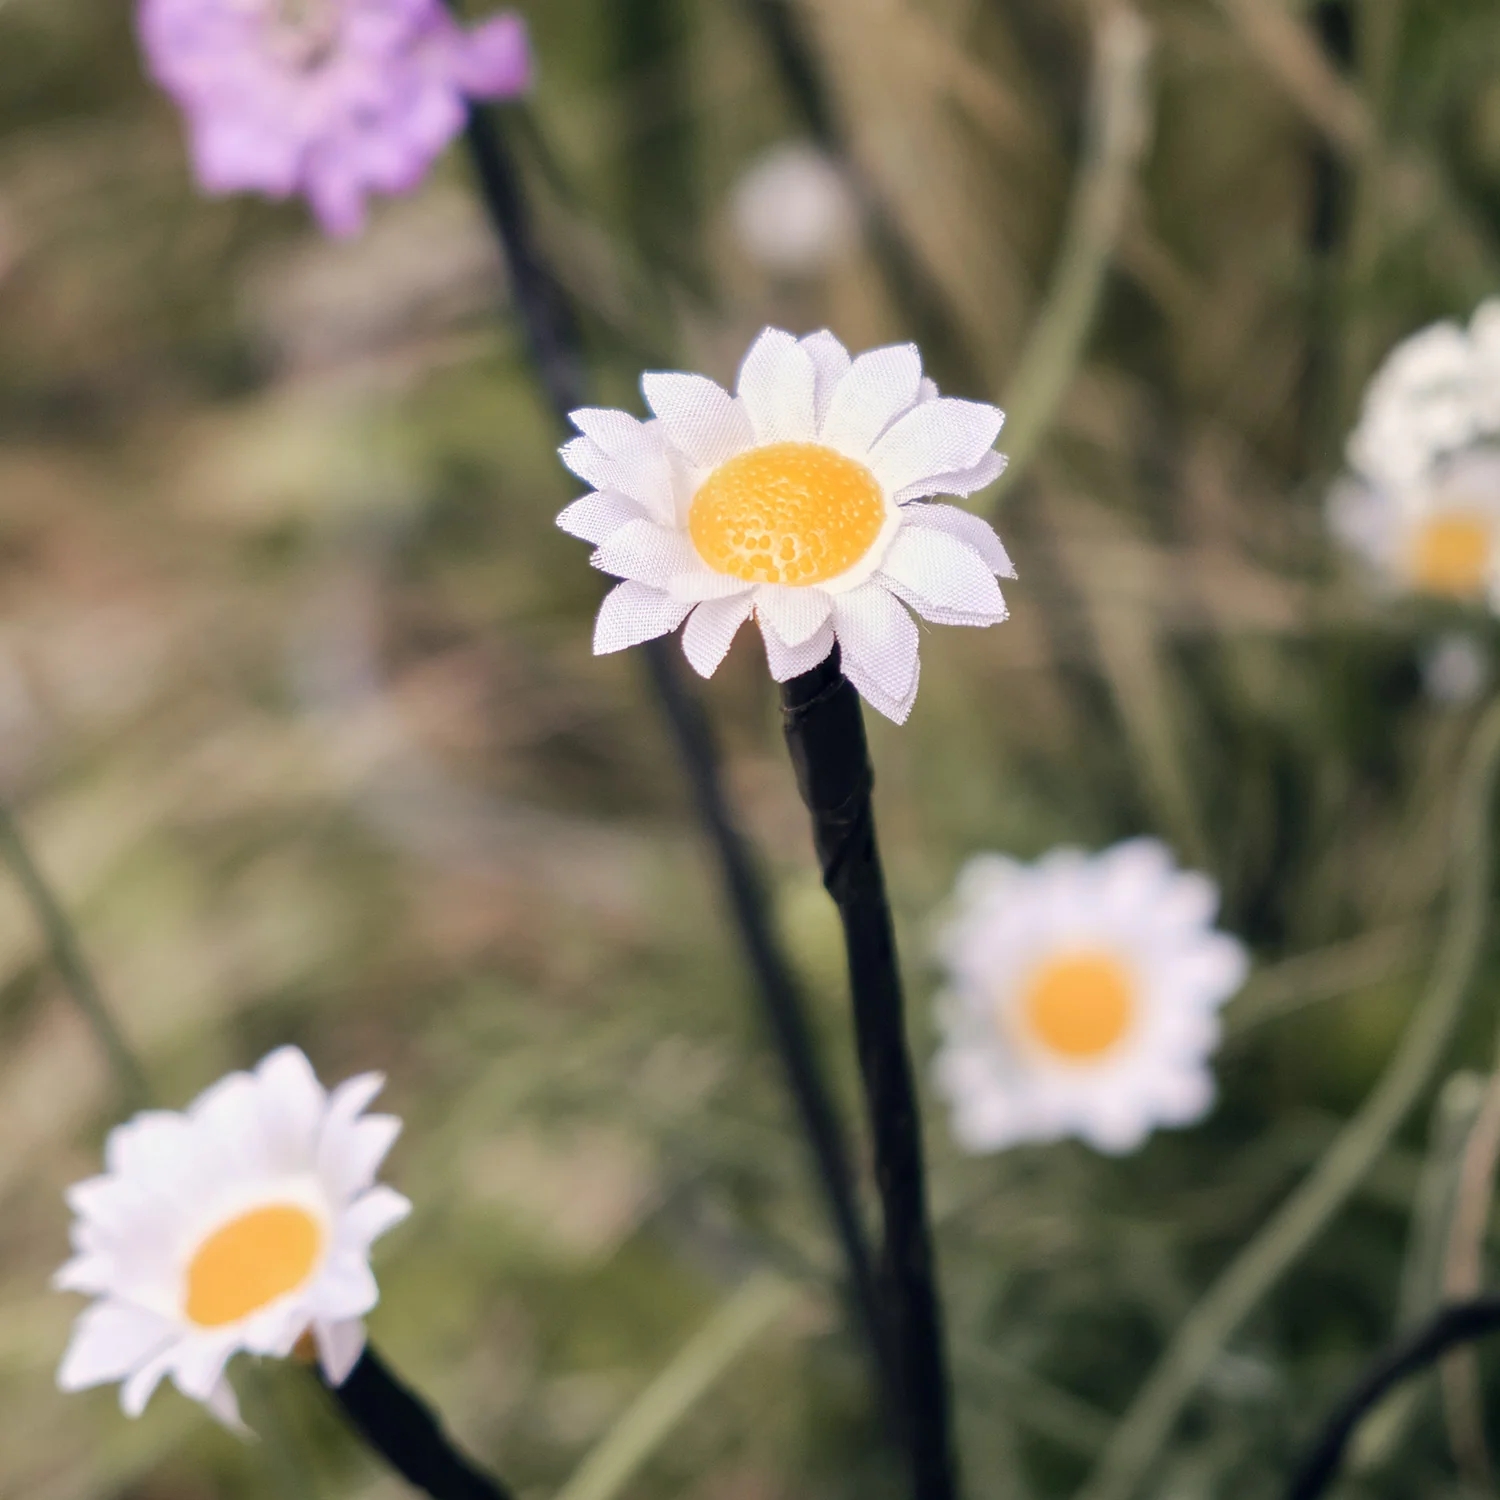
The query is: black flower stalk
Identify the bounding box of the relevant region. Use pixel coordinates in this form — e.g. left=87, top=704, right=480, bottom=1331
left=1287, top=1295, right=1500, bottom=1500
left=321, top=1346, right=515, bottom=1500
left=781, top=648, right=958, bottom=1500
left=450, top=93, right=898, bottom=1433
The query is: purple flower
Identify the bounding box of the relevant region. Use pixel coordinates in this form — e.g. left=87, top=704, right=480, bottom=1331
left=139, top=0, right=532, bottom=237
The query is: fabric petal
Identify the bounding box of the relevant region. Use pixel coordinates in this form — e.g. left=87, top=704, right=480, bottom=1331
left=313, top=1255, right=381, bottom=1320
left=820, top=344, right=923, bottom=456
left=569, top=407, right=649, bottom=457
left=170, top=1331, right=239, bottom=1402
left=320, top=1115, right=401, bottom=1204
left=832, top=585, right=920, bottom=723
left=593, top=581, right=692, bottom=654
left=754, top=584, right=833, bottom=647
left=592, top=518, right=701, bottom=588
left=681, top=596, right=755, bottom=677
left=736, top=328, right=818, bottom=443
left=121, top=1345, right=176, bottom=1418
left=57, top=1302, right=175, bottom=1391
left=894, top=448, right=1009, bottom=504
left=341, top=1184, right=413, bottom=1248
left=204, top=1376, right=249, bottom=1435
left=878, top=527, right=1008, bottom=624
left=559, top=435, right=674, bottom=521
left=868, top=398, right=1004, bottom=495
left=314, top=1318, right=367, bottom=1388
left=800, top=330, right=852, bottom=428
left=902, top=503, right=1016, bottom=577
left=642, top=373, right=753, bottom=469
left=254, top=1047, right=325, bottom=1173
left=759, top=618, right=836, bottom=682
left=557, top=492, right=646, bottom=545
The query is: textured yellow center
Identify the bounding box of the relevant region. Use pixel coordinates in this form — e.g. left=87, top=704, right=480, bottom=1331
left=1411, top=514, right=1491, bottom=597
left=1017, top=952, right=1136, bottom=1061
left=184, top=1204, right=322, bottom=1328
left=689, top=441, right=886, bottom=586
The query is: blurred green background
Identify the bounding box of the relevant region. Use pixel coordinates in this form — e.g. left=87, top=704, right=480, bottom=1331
left=6, top=0, right=1500, bottom=1497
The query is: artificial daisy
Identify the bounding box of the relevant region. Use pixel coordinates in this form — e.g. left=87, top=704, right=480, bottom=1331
left=557, top=327, right=1013, bottom=723
left=54, top=1046, right=410, bottom=1426
left=1330, top=299, right=1500, bottom=605
left=932, top=839, right=1248, bottom=1154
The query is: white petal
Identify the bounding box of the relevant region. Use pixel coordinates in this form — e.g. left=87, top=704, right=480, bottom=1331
left=895, top=448, right=1009, bottom=503
left=560, top=436, right=674, bottom=522
left=832, top=585, right=920, bottom=723
left=759, top=617, right=836, bottom=681
left=121, top=1345, right=176, bottom=1417
left=754, top=584, right=833, bottom=647
left=592, top=519, right=701, bottom=589
left=681, top=596, right=754, bottom=677
left=736, top=328, right=818, bottom=442
left=642, top=373, right=753, bottom=468
left=868, top=398, right=1004, bottom=495
left=170, top=1331, right=239, bottom=1401
left=254, top=1047, right=325, bottom=1173
left=917, top=377, right=940, bottom=404
left=558, top=492, right=646, bottom=545
left=314, top=1255, right=380, bottom=1320
left=879, top=526, right=1008, bottom=624
left=57, top=1302, right=174, bottom=1391
left=313, top=1318, right=366, bottom=1387
left=54, top=1253, right=112, bottom=1294
left=320, top=1114, right=401, bottom=1203
left=666, top=570, right=757, bottom=602
left=593, top=581, right=692, bottom=654
left=204, top=1377, right=249, bottom=1434
left=186, top=1074, right=269, bottom=1178
left=103, top=1111, right=193, bottom=1179
left=800, top=331, right=851, bottom=427
left=820, top=344, right=922, bottom=456
left=569, top=407, right=649, bottom=457
left=341, top=1184, right=412, bottom=1247
left=903, top=503, right=1016, bottom=577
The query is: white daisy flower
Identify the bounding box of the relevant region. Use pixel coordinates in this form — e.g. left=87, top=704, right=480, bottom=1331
left=556, top=326, right=1013, bottom=724
left=54, top=1046, right=411, bottom=1428
left=932, top=839, right=1248, bottom=1155
left=1331, top=299, right=1500, bottom=606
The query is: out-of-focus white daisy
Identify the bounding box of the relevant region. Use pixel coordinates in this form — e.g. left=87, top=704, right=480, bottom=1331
left=730, top=142, right=858, bottom=276
left=557, top=327, right=1013, bottom=723
left=1422, top=630, right=1490, bottom=705
left=54, top=1046, right=410, bottom=1427
left=1331, top=300, right=1500, bottom=606
left=932, top=840, right=1248, bottom=1155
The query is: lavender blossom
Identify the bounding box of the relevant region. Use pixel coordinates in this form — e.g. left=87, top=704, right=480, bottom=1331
left=139, top=0, right=532, bottom=237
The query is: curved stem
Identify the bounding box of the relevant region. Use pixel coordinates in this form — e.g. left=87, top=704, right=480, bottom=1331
left=782, top=649, right=958, bottom=1500
left=0, top=802, right=148, bottom=1107
left=321, top=1345, right=514, bottom=1500
left=1077, top=699, right=1500, bottom=1500
left=554, top=1272, right=795, bottom=1500
left=1287, top=1296, right=1500, bottom=1500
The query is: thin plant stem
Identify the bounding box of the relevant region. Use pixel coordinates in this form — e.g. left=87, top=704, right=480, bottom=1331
left=554, top=1272, right=796, bottom=1500
left=444, top=84, right=897, bottom=1427
left=1286, top=1295, right=1500, bottom=1500
left=1077, top=699, right=1500, bottom=1500
left=781, top=647, right=958, bottom=1500
left=320, top=1345, right=515, bottom=1500
left=0, top=802, right=149, bottom=1107
left=992, top=7, right=1153, bottom=499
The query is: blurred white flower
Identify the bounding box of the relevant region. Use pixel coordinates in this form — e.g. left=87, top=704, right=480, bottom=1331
left=557, top=326, right=1012, bottom=723
left=730, top=143, right=858, bottom=276
left=1332, top=300, right=1500, bottom=606
left=932, top=839, right=1247, bottom=1155
left=55, top=1047, right=409, bottom=1427
left=1422, top=631, right=1489, bottom=705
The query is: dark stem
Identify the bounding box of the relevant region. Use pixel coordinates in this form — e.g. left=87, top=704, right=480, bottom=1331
left=450, top=94, right=898, bottom=1430
left=781, top=648, right=959, bottom=1500
left=1286, top=1295, right=1500, bottom=1500
left=0, top=802, right=149, bottom=1107
left=320, top=1345, right=515, bottom=1500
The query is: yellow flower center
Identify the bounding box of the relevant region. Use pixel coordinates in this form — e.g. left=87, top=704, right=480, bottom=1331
left=1015, top=952, right=1136, bottom=1061
left=184, top=1203, right=323, bottom=1328
left=689, top=441, right=886, bottom=586
left=1411, top=513, right=1492, bottom=597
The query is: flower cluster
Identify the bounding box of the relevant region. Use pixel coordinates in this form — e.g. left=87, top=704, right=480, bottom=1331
left=558, top=327, right=1013, bottom=723
left=55, top=1047, right=409, bottom=1425
left=932, top=839, right=1247, bottom=1155
left=139, top=0, right=531, bottom=237
left=1331, top=300, right=1500, bottom=606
